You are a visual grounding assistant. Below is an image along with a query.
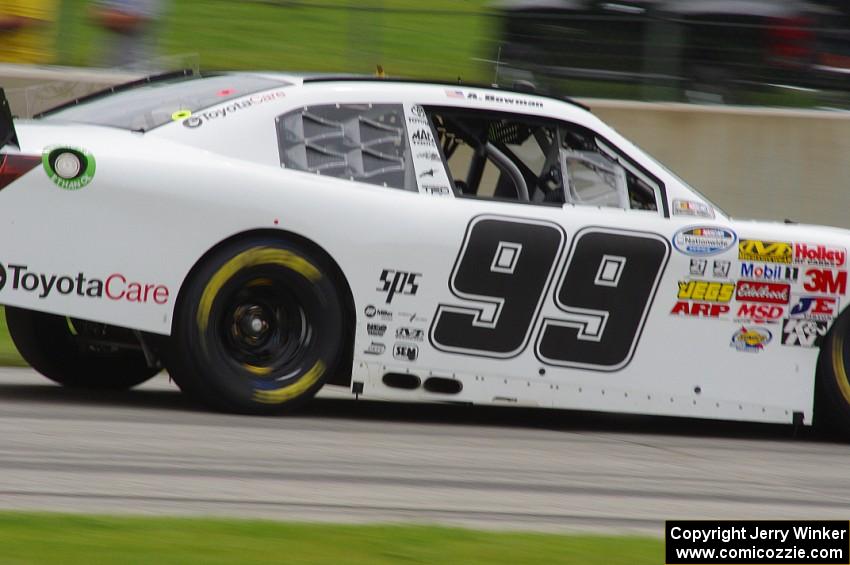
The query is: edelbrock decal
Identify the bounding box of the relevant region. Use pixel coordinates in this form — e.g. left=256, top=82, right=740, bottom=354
left=673, top=227, right=736, bottom=256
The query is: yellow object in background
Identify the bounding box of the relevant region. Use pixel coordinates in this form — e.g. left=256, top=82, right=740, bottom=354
left=0, top=0, right=58, bottom=64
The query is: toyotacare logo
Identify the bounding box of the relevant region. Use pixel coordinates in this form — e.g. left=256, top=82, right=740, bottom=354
left=0, top=263, right=169, bottom=304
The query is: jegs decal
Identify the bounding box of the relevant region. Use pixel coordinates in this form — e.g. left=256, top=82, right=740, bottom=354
left=430, top=216, right=670, bottom=371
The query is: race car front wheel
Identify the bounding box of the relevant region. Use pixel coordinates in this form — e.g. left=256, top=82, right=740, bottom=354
left=169, top=238, right=344, bottom=414
left=4, top=307, right=160, bottom=389
left=817, top=312, right=850, bottom=434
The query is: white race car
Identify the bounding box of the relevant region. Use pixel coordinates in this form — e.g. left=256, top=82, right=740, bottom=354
left=1, top=71, right=848, bottom=431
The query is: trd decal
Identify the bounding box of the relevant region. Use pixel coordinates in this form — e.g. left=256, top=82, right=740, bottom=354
left=430, top=217, right=670, bottom=371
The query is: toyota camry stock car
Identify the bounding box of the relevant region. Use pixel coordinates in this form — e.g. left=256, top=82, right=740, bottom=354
left=1, top=71, right=850, bottom=431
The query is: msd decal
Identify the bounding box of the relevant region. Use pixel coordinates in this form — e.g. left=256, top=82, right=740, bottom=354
left=794, top=243, right=846, bottom=267
left=735, top=303, right=784, bottom=323
left=0, top=263, right=169, bottom=304
left=735, top=281, right=790, bottom=304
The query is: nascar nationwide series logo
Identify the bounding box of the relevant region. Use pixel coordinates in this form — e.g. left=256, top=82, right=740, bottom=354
left=0, top=263, right=169, bottom=304
left=672, top=227, right=736, bottom=256
left=738, top=240, right=792, bottom=264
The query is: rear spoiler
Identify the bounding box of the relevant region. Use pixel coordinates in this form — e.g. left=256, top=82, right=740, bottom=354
left=0, top=88, right=19, bottom=149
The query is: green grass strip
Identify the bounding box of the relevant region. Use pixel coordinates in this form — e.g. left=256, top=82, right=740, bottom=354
left=0, top=307, right=25, bottom=367
left=0, top=512, right=661, bottom=564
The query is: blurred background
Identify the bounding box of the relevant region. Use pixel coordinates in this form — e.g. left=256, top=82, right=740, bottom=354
left=3, top=0, right=850, bottom=108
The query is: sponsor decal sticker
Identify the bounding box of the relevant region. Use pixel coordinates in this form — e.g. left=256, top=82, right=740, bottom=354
left=364, top=342, right=386, bottom=355
left=395, top=327, right=424, bottom=341
left=0, top=262, right=168, bottom=304
left=673, top=226, right=736, bottom=256
left=735, top=281, right=790, bottom=304
left=367, top=323, right=387, bottom=337
left=672, top=199, right=714, bottom=218
left=782, top=319, right=828, bottom=348
left=803, top=268, right=847, bottom=294
left=730, top=326, right=772, bottom=352
left=713, top=260, right=731, bottom=278
left=179, top=90, right=286, bottom=128
left=689, top=259, right=706, bottom=276
left=393, top=342, right=418, bottom=361
left=739, top=262, right=798, bottom=282
left=670, top=301, right=729, bottom=318
left=377, top=269, right=420, bottom=304
left=789, top=295, right=838, bottom=321
left=677, top=280, right=734, bottom=302
left=42, top=146, right=96, bottom=190
left=794, top=243, right=846, bottom=267
left=738, top=240, right=792, bottom=264
left=364, top=304, right=392, bottom=321
left=735, top=303, right=784, bottom=323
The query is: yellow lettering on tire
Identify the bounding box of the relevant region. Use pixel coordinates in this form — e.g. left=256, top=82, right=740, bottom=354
left=832, top=332, right=850, bottom=407
left=253, top=360, right=326, bottom=404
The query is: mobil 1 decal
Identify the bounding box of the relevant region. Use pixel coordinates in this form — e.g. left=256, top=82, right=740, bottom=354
left=536, top=227, right=669, bottom=370
left=429, top=216, right=670, bottom=371
left=403, top=103, right=453, bottom=197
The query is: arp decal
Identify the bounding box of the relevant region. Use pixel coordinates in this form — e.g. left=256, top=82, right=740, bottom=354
left=670, top=302, right=729, bottom=318
left=803, top=269, right=848, bottom=294
left=730, top=326, right=772, bottom=353
left=781, top=319, right=828, bottom=348
left=738, top=240, right=792, bottom=264
left=794, top=243, right=846, bottom=267
left=735, top=281, right=790, bottom=304
left=673, top=227, right=736, bottom=256
left=0, top=262, right=169, bottom=304
left=42, top=146, right=96, bottom=190
left=677, top=280, right=733, bottom=302
left=430, top=217, right=670, bottom=371
left=377, top=270, right=420, bottom=304
left=789, top=295, right=838, bottom=321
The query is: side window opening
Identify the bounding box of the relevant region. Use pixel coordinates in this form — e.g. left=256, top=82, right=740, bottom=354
left=429, top=107, right=660, bottom=212
left=277, top=103, right=416, bottom=191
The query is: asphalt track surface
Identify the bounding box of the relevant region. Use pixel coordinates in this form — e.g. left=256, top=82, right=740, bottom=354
left=1, top=367, right=849, bottom=535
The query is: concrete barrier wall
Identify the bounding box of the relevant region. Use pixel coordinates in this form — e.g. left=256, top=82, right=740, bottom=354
left=1, top=65, right=848, bottom=229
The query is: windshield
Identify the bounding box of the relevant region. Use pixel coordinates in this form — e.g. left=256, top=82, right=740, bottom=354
left=39, top=74, right=291, bottom=132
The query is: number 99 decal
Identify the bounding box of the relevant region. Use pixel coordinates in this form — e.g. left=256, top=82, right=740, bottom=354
left=430, top=216, right=669, bottom=371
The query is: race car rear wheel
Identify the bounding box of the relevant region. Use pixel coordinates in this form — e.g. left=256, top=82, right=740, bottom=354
left=169, top=238, right=343, bottom=414
left=4, top=307, right=160, bottom=389
left=817, top=312, right=850, bottom=434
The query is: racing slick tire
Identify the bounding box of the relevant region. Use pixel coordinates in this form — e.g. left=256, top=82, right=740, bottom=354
left=817, top=311, right=850, bottom=435
left=168, top=237, right=344, bottom=415
left=4, top=307, right=160, bottom=389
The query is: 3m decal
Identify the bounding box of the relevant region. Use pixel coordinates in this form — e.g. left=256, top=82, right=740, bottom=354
left=738, top=240, right=792, bottom=264
left=677, top=280, right=733, bottom=302
left=789, top=295, right=838, bottom=321
left=735, top=303, right=784, bottom=323
left=794, top=243, right=846, bottom=267
left=0, top=263, right=168, bottom=304
left=735, top=281, right=790, bottom=304
left=739, top=262, right=798, bottom=282
left=781, top=319, right=828, bottom=348
left=377, top=270, right=420, bottom=304
left=393, top=342, right=418, bottom=361
left=673, top=227, right=736, bottom=256
left=42, top=146, right=96, bottom=190
left=672, top=199, right=714, bottom=218
left=670, top=302, right=729, bottom=318
left=730, top=326, right=772, bottom=353
left=431, top=219, right=670, bottom=370
left=803, top=269, right=847, bottom=294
